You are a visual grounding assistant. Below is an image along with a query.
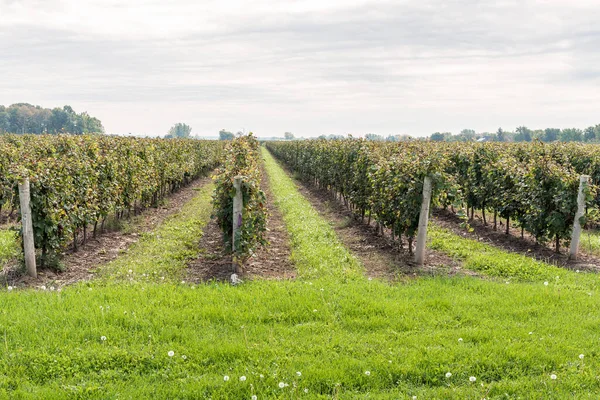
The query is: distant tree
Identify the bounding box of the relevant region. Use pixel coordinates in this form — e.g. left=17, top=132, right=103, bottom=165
left=165, top=123, right=192, bottom=139
left=0, top=103, right=103, bottom=134
left=317, top=134, right=327, bottom=140
left=584, top=126, right=596, bottom=142
left=284, top=132, right=294, bottom=140
left=514, top=126, right=532, bottom=142
left=457, top=129, right=476, bottom=142
left=430, top=132, right=445, bottom=142
left=542, top=128, right=560, bottom=142
left=559, top=128, right=583, bottom=142
left=496, top=128, right=506, bottom=142
left=218, top=129, right=235, bottom=140
left=365, top=133, right=384, bottom=141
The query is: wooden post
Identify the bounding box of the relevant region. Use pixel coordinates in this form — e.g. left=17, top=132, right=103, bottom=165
left=569, top=175, right=589, bottom=260
left=415, top=176, right=432, bottom=266
left=18, top=178, right=37, bottom=278
left=232, top=176, right=243, bottom=272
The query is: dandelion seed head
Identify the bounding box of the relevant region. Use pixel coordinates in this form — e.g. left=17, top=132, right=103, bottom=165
left=7, top=286, right=13, bottom=291
left=224, top=375, right=230, bottom=381
left=182, top=355, right=187, bottom=360
left=469, top=376, right=476, bottom=382
left=544, top=281, right=549, bottom=286
left=240, top=376, right=247, bottom=381
left=458, top=338, right=463, bottom=342
left=251, top=396, right=257, bottom=400
left=445, top=372, right=452, bottom=378
left=550, top=374, right=557, bottom=380
left=364, top=370, right=371, bottom=376
left=168, top=351, right=174, bottom=357
left=278, top=382, right=285, bottom=388
left=100, top=336, right=107, bottom=341
left=304, top=388, right=309, bottom=393
left=579, top=354, right=585, bottom=359
left=296, top=371, right=301, bottom=376
left=259, top=374, right=264, bottom=379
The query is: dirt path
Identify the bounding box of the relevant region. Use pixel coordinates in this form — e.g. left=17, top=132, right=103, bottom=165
left=7, top=175, right=214, bottom=287
left=280, top=169, right=463, bottom=281
left=434, top=209, right=600, bottom=272
left=187, top=162, right=295, bottom=282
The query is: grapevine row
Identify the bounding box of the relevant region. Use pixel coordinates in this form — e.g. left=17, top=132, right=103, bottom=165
left=0, top=134, right=223, bottom=264
left=213, top=134, right=267, bottom=261
left=266, top=140, right=598, bottom=253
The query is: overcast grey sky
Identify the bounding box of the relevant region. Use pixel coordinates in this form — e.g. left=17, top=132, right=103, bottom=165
left=1, top=0, right=599, bottom=137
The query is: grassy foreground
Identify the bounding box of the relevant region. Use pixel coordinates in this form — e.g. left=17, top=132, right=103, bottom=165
left=0, top=153, right=599, bottom=398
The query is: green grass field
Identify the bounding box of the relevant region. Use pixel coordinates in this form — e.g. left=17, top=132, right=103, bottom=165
left=0, top=150, right=599, bottom=398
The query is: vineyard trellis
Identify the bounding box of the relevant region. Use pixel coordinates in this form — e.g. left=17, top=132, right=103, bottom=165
left=0, top=134, right=223, bottom=269
left=266, top=140, right=598, bottom=256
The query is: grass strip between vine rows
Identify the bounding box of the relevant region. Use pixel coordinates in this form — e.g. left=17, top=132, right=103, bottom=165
left=261, top=147, right=363, bottom=280
left=98, top=182, right=215, bottom=282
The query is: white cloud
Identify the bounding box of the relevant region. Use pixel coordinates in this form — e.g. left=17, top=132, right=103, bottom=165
left=0, top=0, right=599, bottom=137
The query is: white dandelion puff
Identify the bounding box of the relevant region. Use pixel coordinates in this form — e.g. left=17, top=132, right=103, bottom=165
left=544, top=281, right=549, bottom=286
left=550, top=374, right=557, bottom=380
left=296, top=371, right=301, bottom=377
left=7, top=286, right=13, bottom=291
left=182, top=355, right=187, bottom=360
left=458, top=338, right=463, bottom=342
left=364, top=371, right=371, bottom=376
left=100, top=336, right=107, bottom=341
left=224, top=375, right=230, bottom=381
left=278, top=382, right=285, bottom=388
left=579, top=354, right=585, bottom=359
left=168, top=351, right=174, bottom=357
left=240, top=376, right=247, bottom=381
left=251, top=396, right=257, bottom=400
left=445, top=372, right=452, bottom=378
left=304, top=388, right=309, bottom=393
left=469, top=376, right=476, bottom=382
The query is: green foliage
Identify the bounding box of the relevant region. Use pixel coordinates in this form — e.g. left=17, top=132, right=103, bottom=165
left=267, top=140, right=599, bottom=252
left=165, top=123, right=192, bottom=138
left=218, top=129, right=235, bottom=140
left=0, top=134, right=223, bottom=263
left=0, top=103, right=103, bottom=134
left=213, top=134, right=266, bottom=259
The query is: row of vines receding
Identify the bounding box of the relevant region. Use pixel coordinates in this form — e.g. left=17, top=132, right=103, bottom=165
left=266, top=140, right=598, bottom=253
left=213, top=134, right=267, bottom=262
left=0, top=134, right=224, bottom=266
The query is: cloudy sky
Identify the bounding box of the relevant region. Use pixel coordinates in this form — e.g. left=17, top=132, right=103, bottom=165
left=1, top=0, right=599, bottom=137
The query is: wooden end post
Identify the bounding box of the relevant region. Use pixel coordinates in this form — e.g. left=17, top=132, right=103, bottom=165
left=415, top=176, right=432, bottom=266
left=569, top=175, right=589, bottom=260
left=18, top=178, right=37, bottom=278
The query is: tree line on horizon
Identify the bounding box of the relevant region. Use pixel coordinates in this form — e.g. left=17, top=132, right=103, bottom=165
left=357, top=125, right=600, bottom=143
left=0, top=103, right=104, bottom=135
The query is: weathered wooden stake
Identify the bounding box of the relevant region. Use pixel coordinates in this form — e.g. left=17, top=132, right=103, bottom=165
left=569, top=175, right=589, bottom=260
left=232, top=176, right=243, bottom=272
left=18, top=178, right=37, bottom=278
left=415, top=176, right=432, bottom=266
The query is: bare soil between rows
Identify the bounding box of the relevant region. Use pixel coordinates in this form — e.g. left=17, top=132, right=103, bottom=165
left=434, top=209, right=600, bottom=272
left=3, top=176, right=214, bottom=288
left=186, top=163, right=295, bottom=282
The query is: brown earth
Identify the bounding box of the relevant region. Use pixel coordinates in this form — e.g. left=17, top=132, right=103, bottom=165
left=3, top=175, right=214, bottom=288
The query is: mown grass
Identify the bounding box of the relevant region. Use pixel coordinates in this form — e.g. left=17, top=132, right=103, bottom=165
left=98, top=184, right=215, bottom=282
left=1, top=154, right=600, bottom=398
left=0, top=228, right=19, bottom=266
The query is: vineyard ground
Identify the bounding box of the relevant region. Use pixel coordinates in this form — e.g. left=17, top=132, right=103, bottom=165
left=1, top=175, right=214, bottom=288
left=434, top=209, right=600, bottom=272
left=286, top=165, right=465, bottom=281
left=187, top=162, right=295, bottom=282
left=2, top=151, right=600, bottom=397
